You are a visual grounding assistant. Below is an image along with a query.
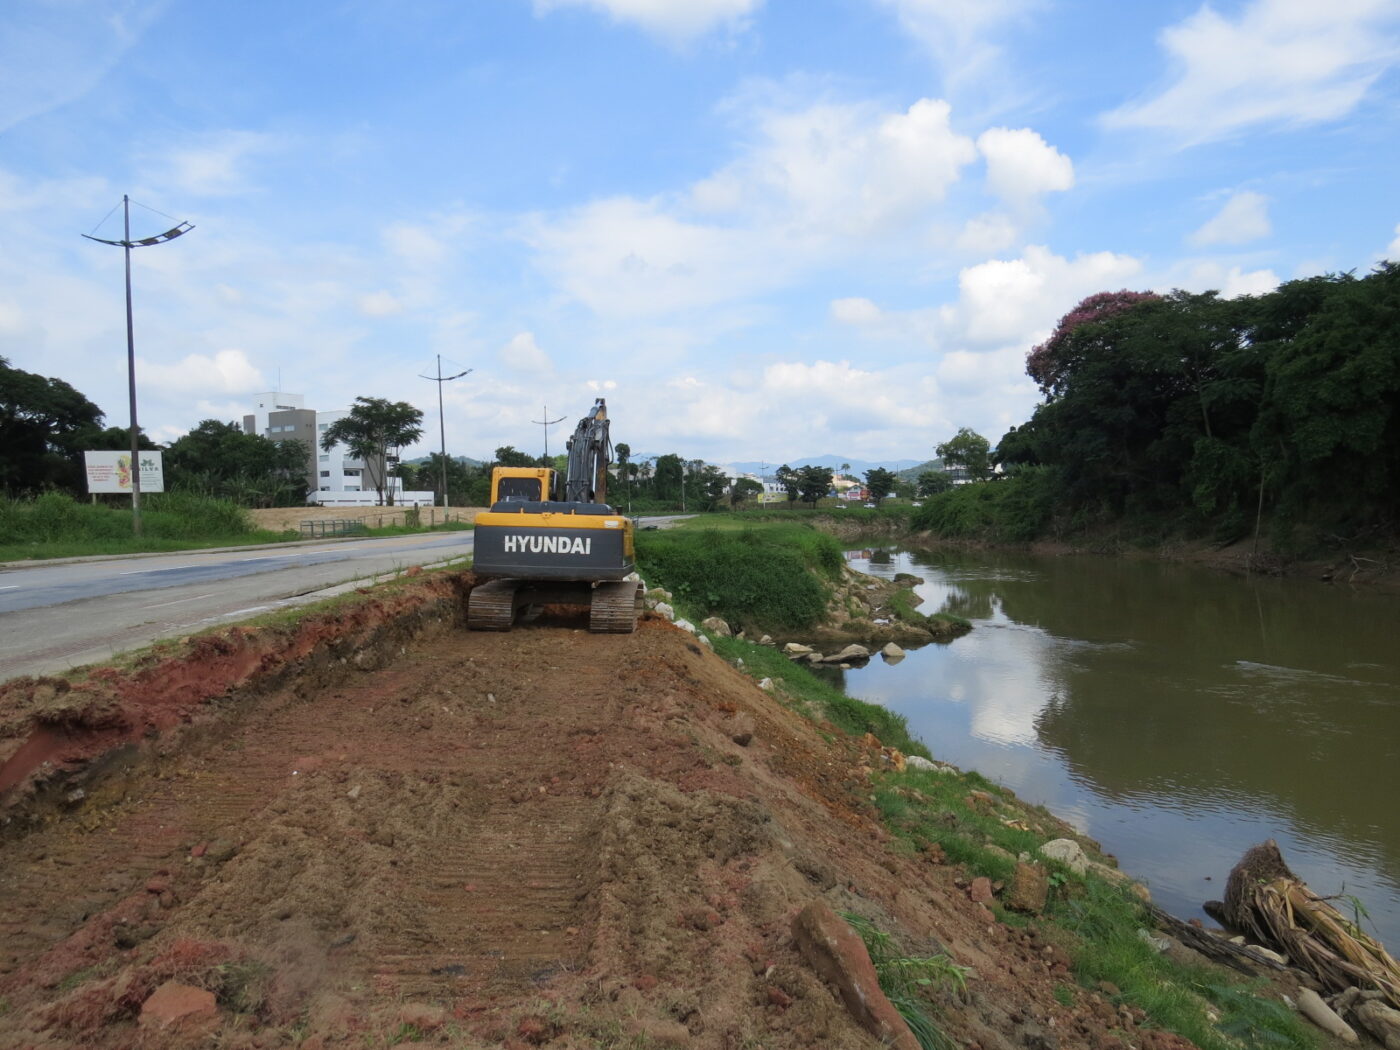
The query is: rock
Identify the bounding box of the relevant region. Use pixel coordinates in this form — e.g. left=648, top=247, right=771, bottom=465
left=759, top=635, right=774, bottom=646
left=1356, top=1000, right=1400, bottom=1049
left=1246, top=944, right=1288, bottom=965
left=204, top=839, right=238, bottom=863
left=1136, top=928, right=1171, bottom=953
left=905, top=755, right=952, bottom=773
left=880, top=642, right=906, bottom=658
left=730, top=713, right=756, bottom=747
left=140, top=981, right=218, bottom=1030
left=697, top=634, right=713, bottom=648
left=969, top=877, right=995, bottom=904
left=654, top=602, right=675, bottom=621
left=346, top=785, right=361, bottom=800
left=1007, top=863, right=1049, bottom=913
left=1296, top=987, right=1358, bottom=1042
left=701, top=616, right=733, bottom=637
left=624, top=571, right=642, bottom=583
left=790, top=900, right=920, bottom=1050
left=1040, top=838, right=1089, bottom=876
left=674, top=618, right=697, bottom=635
left=398, top=1003, right=447, bottom=1031
left=783, top=643, right=814, bottom=656
left=819, top=644, right=870, bottom=664
left=758, top=678, right=774, bottom=692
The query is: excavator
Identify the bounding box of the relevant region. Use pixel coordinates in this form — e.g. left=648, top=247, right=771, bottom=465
left=467, top=398, right=642, bottom=632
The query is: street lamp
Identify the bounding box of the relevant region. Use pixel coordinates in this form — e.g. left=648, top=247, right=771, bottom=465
left=419, top=357, right=471, bottom=511
left=83, top=195, right=194, bottom=536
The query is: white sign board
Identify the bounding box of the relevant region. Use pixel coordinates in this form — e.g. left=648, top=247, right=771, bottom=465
left=84, top=450, right=165, bottom=494
left=758, top=491, right=788, bottom=504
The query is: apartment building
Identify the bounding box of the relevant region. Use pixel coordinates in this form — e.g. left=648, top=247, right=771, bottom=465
left=243, top=392, right=432, bottom=506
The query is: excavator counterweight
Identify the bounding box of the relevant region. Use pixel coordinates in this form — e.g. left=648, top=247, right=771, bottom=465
left=468, top=399, right=640, bottom=632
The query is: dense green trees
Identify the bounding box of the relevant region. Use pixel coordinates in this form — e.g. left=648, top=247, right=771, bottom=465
left=1, top=357, right=105, bottom=494
left=935, top=428, right=992, bottom=482
left=165, top=420, right=308, bottom=506
left=863, top=467, right=897, bottom=505
left=951, top=263, right=1400, bottom=548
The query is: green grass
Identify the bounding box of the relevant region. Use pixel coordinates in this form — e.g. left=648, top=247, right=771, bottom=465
left=635, top=523, right=843, bottom=631
left=843, top=912, right=964, bottom=1050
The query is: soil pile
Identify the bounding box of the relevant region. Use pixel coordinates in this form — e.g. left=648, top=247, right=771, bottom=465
left=0, top=575, right=1164, bottom=1048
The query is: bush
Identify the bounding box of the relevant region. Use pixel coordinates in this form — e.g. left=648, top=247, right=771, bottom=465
left=909, top=469, right=1058, bottom=543
left=0, top=491, right=259, bottom=552
left=636, top=524, right=842, bottom=631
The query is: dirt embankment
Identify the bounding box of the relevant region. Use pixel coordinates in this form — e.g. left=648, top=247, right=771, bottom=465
left=0, top=574, right=1149, bottom=1050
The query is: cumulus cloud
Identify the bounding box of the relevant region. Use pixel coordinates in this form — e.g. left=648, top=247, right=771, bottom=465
left=532, top=0, right=762, bottom=41
left=955, top=245, right=1143, bottom=345
left=138, top=349, right=265, bottom=396
left=955, top=212, right=1019, bottom=255
left=1388, top=222, right=1400, bottom=259
left=977, top=127, right=1074, bottom=206
left=531, top=96, right=979, bottom=316
left=1104, top=0, right=1400, bottom=142
left=500, top=331, right=555, bottom=375
left=1189, top=191, right=1271, bottom=246
left=1179, top=262, right=1281, bottom=298
left=830, top=297, right=884, bottom=325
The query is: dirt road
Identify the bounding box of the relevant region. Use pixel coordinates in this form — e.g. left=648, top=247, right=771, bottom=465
left=0, top=575, right=1146, bottom=1049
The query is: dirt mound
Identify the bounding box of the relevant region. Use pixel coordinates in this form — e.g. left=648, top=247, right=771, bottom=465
left=0, top=575, right=1140, bottom=1048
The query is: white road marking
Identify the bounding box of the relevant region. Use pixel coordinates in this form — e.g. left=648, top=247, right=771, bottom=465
left=0, top=585, right=18, bottom=591
left=119, top=565, right=195, bottom=575
left=142, top=592, right=216, bottom=609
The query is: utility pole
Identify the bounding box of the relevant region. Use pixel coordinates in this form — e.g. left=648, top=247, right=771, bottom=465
left=419, top=357, right=471, bottom=510
left=532, top=405, right=565, bottom=460
left=83, top=196, right=193, bottom=536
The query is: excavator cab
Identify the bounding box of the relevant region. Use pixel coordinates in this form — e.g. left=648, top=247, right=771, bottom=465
left=468, top=401, right=640, bottom=632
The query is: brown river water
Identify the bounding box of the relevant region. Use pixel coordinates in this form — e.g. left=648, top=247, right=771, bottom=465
left=831, top=548, right=1400, bottom=947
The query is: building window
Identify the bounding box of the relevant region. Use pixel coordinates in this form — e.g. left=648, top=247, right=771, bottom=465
left=320, top=486, right=329, bottom=491
left=318, top=423, right=328, bottom=431
left=318, top=455, right=329, bottom=462
left=320, top=470, right=330, bottom=478
left=346, top=486, right=360, bottom=492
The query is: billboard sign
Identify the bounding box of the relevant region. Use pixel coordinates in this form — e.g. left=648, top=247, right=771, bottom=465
left=757, top=491, right=788, bottom=504
left=84, top=451, right=165, bottom=494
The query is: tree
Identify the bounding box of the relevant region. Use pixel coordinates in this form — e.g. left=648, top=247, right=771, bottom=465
left=0, top=357, right=105, bottom=494
left=797, top=464, right=833, bottom=506
left=614, top=442, right=632, bottom=506
left=728, top=477, right=763, bottom=508
left=321, top=397, right=424, bottom=505
left=936, top=428, right=992, bottom=481
left=1026, top=289, right=1161, bottom=397
left=863, top=467, right=897, bottom=505
left=492, top=445, right=538, bottom=468
left=775, top=464, right=799, bottom=503
left=652, top=453, right=683, bottom=503
left=165, top=419, right=308, bottom=505
left=916, top=469, right=952, bottom=497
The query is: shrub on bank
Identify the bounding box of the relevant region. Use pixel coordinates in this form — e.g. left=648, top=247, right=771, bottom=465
left=635, top=524, right=843, bottom=631
left=909, top=468, right=1057, bottom=543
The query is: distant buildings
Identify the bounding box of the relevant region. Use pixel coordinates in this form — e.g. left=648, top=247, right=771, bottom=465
left=242, top=392, right=433, bottom=506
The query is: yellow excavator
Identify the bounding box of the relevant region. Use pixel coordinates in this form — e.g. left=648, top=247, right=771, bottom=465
left=467, top=399, right=641, bottom=632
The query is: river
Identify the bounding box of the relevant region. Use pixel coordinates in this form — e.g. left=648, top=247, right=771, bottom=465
left=830, top=547, right=1400, bottom=948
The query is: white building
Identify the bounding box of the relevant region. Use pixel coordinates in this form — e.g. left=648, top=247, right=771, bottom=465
left=243, top=392, right=434, bottom=506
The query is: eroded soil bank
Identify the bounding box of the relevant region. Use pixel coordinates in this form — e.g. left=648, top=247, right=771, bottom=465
left=0, top=572, right=1169, bottom=1050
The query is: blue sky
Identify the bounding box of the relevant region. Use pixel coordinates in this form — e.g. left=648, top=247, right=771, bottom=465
left=2, top=0, right=1398, bottom=466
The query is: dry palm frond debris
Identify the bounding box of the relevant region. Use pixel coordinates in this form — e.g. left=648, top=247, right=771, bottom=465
left=1222, top=839, right=1400, bottom=1009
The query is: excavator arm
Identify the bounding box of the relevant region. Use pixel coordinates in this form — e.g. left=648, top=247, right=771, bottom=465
left=563, top=399, right=611, bottom=504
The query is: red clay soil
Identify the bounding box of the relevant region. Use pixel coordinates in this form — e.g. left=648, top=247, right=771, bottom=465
left=0, top=574, right=1158, bottom=1049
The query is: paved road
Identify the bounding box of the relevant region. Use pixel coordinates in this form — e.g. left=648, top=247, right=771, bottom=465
left=0, top=532, right=476, bottom=682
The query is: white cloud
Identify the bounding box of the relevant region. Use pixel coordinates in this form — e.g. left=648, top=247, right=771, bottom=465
left=500, top=331, right=555, bottom=375
left=830, top=297, right=884, bottom=325
left=1179, top=261, right=1281, bottom=298
left=1189, top=191, right=1271, bottom=246
left=143, top=130, right=282, bottom=197
left=0, top=0, right=168, bottom=133
left=955, top=212, right=1020, bottom=255
left=384, top=223, right=449, bottom=268
left=1388, top=222, right=1400, bottom=258
left=1104, top=0, right=1400, bottom=142
left=532, top=96, right=979, bottom=316
left=874, top=0, right=1036, bottom=87
left=956, top=245, right=1143, bottom=345
left=532, top=0, right=761, bottom=41
left=977, top=127, right=1074, bottom=207
left=357, top=290, right=403, bottom=317
left=138, top=349, right=265, bottom=396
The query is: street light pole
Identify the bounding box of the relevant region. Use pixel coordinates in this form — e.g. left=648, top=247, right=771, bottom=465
left=531, top=405, right=566, bottom=460
left=419, top=357, right=471, bottom=510
left=83, top=196, right=193, bottom=536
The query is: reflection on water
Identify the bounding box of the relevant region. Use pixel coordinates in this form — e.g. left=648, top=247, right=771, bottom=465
left=838, top=548, right=1400, bottom=945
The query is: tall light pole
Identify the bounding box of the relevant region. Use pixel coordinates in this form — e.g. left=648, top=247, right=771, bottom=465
left=419, top=357, right=470, bottom=510
left=83, top=196, right=193, bottom=535
left=532, top=405, right=565, bottom=460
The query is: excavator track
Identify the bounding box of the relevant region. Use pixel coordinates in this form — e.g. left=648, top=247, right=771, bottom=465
left=467, top=579, right=523, bottom=631
left=588, top=580, right=643, bottom=634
